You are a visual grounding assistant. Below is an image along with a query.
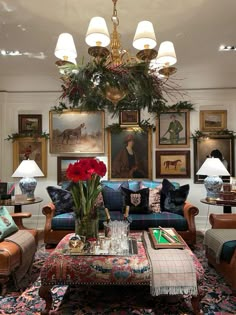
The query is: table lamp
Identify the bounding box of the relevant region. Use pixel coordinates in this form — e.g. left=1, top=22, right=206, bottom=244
left=12, top=160, right=44, bottom=201
left=196, top=157, right=230, bottom=200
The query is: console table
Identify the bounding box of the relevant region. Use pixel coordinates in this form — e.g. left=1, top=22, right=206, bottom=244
left=39, top=232, right=204, bottom=315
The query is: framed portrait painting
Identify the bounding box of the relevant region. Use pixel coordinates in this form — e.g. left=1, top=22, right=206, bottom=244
left=155, top=150, right=190, bottom=178
left=193, top=136, right=234, bottom=183
left=13, top=137, right=47, bottom=176
left=49, top=110, right=105, bottom=154
left=119, top=110, right=140, bottom=126
left=200, top=110, right=227, bottom=132
left=18, top=114, right=42, bottom=134
left=108, top=127, right=152, bottom=180
left=156, top=111, right=190, bottom=148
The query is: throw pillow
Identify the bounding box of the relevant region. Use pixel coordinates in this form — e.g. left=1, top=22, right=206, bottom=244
left=121, top=187, right=150, bottom=214
left=0, top=206, right=19, bottom=240
left=160, top=179, right=189, bottom=215
left=46, top=186, right=75, bottom=216
left=101, top=181, right=128, bottom=211
left=140, top=182, right=162, bottom=213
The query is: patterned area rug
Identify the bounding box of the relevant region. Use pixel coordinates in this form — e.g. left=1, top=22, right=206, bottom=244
left=0, top=233, right=235, bottom=315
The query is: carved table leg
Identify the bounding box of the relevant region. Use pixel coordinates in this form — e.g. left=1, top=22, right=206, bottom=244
left=39, top=285, right=53, bottom=315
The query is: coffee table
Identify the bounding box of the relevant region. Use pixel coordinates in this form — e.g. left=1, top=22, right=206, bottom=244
left=39, top=232, right=204, bottom=315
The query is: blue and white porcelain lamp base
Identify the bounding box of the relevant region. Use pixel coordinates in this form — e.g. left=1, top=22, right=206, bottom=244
left=204, top=175, right=223, bottom=201
left=19, top=177, right=37, bottom=201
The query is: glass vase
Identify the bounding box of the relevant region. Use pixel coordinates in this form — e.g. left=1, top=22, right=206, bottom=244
left=75, top=213, right=99, bottom=240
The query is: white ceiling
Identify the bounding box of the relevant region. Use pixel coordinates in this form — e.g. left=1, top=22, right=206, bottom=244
left=0, top=0, right=236, bottom=90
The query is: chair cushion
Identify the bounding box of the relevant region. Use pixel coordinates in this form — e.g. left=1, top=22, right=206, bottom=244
left=121, top=187, right=150, bottom=214
left=0, top=206, right=19, bottom=240
left=221, top=240, right=236, bottom=263
left=160, top=179, right=189, bottom=215
left=129, top=211, right=188, bottom=231
left=47, top=186, right=75, bottom=216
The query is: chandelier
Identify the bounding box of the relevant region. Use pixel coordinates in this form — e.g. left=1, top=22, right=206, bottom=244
left=53, top=0, right=178, bottom=113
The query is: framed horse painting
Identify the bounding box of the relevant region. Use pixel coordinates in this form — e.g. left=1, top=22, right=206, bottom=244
left=155, top=150, right=191, bottom=178
left=49, top=110, right=105, bottom=154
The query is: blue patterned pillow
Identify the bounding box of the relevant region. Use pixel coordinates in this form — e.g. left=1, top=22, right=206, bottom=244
left=0, top=206, right=19, bottom=240
left=46, top=186, right=75, bottom=216
left=101, top=181, right=128, bottom=211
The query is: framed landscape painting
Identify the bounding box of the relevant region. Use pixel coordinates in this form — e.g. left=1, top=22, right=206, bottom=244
left=155, top=150, right=190, bottom=178
left=108, top=127, right=152, bottom=180
left=200, top=110, right=227, bottom=131
left=57, top=156, right=87, bottom=185
left=13, top=137, right=47, bottom=176
left=119, top=110, right=140, bottom=126
left=49, top=110, right=105, bottom=154
left=193, top=136, right=234, bottom=183
left=18, top=114, right=42, bottom=134
left=156, top=111, right=190, bottom=148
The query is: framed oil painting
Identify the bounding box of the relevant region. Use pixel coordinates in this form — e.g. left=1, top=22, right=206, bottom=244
left=193, top=136, right=234, bottom=183
left=108, top=127, right=152, bottom=180
left=13, top=137, right=47, bottom=176
left=155, top=150, right=190, bottom=178
left=156, top=111, right=190, bottom=148
left=57, top=156, right=89, bottom=185
left=200, top=110, right=227, bottom=131
left=119, top=110, right=140, bottom=126
left=18, top=114, right=42, bottom=134
left=49, top=110, right=105, bottom=154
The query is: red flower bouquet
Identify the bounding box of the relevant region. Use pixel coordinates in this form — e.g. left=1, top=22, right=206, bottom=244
left=66, top=158, right=106, bottom=238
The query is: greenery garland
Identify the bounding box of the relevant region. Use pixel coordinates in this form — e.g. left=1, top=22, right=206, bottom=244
left=5, top=131, right=50, bottom=142
left=191, top=129, right=236, bottom=139
left=52, top=59, right=194, bottom=115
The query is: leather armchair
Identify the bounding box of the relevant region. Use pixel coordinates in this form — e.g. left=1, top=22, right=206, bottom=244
left=0, top=212, right=38, bottom=295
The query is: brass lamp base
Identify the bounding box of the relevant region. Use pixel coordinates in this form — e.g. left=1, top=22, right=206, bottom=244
left=158, top=66, right=177, bottom=77
left=136, top=49, right=157, bottom=61
left=88, top=46, right=110, bottom=58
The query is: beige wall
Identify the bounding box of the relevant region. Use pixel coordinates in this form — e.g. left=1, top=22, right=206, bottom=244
left=1, top=87, right=236, bottom=230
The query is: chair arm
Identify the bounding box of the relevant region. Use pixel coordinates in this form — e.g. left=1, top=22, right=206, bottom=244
left=42, top=203, right=56, bottom=233
left=182, top=201, right=199, bottom=233
left=209, top=213, right=236, bottom=229
left=11, top=212, right=32, bottom=229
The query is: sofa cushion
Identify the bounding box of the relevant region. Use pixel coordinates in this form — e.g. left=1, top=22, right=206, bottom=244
left=160, top=179, right=189, bottom=215
left=47, top=186, right=75, bottom=216
left=129, top=211, right=188, bottom=231
left=0, top=206, right=19, bottom=240
left=101, top=181, right=128, bottom=211
left=140, top=182, right=162, bottom=213
left=221, top=240, right=236, bottom=263
left=121, top=187, right=150, bottom=214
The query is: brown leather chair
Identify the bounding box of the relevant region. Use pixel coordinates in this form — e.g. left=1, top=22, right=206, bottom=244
left=0, top=212, right=38, bottom=295
left=205, top=213, right=236, bottom=295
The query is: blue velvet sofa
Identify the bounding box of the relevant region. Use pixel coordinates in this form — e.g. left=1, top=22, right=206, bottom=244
left=42, top=179, right=199, bottom=247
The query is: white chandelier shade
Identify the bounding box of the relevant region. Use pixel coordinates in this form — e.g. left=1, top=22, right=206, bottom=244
left=54, top=33, right=77, bottom=64
left=133, top=21, right=157, bottom=50
left=85, top=17, right=111, bottom=47
left=156, top=41, right=177, bottom=66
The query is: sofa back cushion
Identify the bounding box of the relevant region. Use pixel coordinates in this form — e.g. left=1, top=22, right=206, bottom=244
left=0, top=206, right=19, bottom=240
left=121, top=187, right=150, bottom=214
left=101, top=181, right=128, bottom=211
left=160, top=179, right=189, bottom=215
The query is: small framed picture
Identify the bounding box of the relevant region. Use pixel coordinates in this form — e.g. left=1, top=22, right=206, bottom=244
left=18, top=114, right=42, bottom=134
left=57, top=156, right=88, bottom=185
left=119, top=110, right=140, bottom=126
left=156, top=111, right=190, bottom=148
left=155, top=150, right=191, bottom=178
left=200, top=110, right=227, bottom=131
left=13, top=137, right=47, bottom=176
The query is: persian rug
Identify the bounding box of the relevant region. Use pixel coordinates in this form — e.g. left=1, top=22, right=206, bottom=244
left=0, top=233, right=235, bottom=315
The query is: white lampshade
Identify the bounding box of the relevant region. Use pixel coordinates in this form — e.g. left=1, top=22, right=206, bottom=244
left=196, top=158, right=230, bottom=176
left=133, top=21, right=157, bottom=50
left=85, top=17, right=110, bottom=47
left=54, top=33, right=77, bottom=63
left=156, top=41, right=177, bottom=66
left=12, top=160, right=44, bottom=201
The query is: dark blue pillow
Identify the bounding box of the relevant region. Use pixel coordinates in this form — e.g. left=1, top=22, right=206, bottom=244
left=121, top=187, right=150, bottom=214
left=160, top=179, right=189, bottom=215
left=101, top=181, right=128, bottom=211
left=46, top=186, right=75, bottom=216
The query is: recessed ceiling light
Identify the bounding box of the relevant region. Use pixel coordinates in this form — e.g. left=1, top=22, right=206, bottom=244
left=219, top=45, right=236, bottom=51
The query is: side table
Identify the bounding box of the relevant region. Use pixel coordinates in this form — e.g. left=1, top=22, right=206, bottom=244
left=1, top=195, right=43, bottom=213
left=200, top=198, right=235, bottom=214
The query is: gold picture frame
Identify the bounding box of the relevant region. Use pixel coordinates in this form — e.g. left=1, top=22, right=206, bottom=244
left=107, top=127, right=152, bottom=180
left=200, top=110, right=227, bottom=131
left=13, top=137, right=47, bottom=176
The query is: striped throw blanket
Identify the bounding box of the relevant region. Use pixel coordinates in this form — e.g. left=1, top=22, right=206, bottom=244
left=5, top=230, right=36, bottom=289
left=203, top=229, right=236, bottom=263
left=143, top=231, right=197, bottom=296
